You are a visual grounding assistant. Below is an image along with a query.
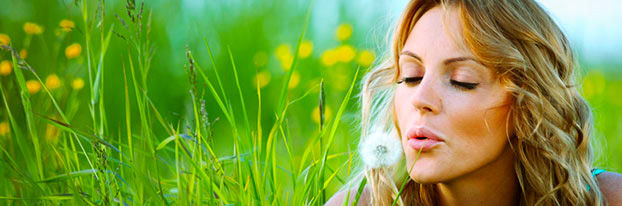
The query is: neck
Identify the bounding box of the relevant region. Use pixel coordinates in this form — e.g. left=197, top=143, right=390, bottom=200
left=435, top=145, right=520, bottom=206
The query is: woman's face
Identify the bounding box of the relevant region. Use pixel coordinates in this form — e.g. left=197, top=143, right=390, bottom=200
left=395, top=7, right=514, bottom=184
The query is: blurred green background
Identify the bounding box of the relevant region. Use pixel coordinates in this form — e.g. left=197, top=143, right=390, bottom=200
left=0, top=0, right=620, bottom=204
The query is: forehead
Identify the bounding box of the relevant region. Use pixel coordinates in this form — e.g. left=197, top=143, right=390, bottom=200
left=402, top=6, right=472, bottom=61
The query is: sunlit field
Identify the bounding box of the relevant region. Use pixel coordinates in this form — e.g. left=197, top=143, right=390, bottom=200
left=0, top=0, right=620, bottom=204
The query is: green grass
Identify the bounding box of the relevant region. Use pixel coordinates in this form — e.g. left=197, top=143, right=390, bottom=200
left=0, top=0, right=620, bottom=205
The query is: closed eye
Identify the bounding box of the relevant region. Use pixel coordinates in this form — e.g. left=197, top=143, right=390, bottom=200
left=397, top=77, right=423, bottom=85
left=450, top=80, right=479, bottom=90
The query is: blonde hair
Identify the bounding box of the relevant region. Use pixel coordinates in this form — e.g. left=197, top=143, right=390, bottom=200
left=351, top=0, right=604, bottom=205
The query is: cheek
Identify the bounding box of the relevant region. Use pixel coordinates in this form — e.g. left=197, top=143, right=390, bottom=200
left=449, top=102, right=511, bottom=150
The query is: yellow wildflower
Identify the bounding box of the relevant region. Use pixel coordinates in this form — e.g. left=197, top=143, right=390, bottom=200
left=0, top=121, right=9, bottom=136
left=0, top=60, right=12, bottom=76
left=46, top=124, right=59, bottom=144
left=253, top=70, right=271, bottom=89
left=65, top=43, right=82, bottom=59
left=59, top=19, right=75, bottom=31
left=20, top=49, right=28, bottom=59
left=253, top=51, right=268, bottom=67
left=280, top=54, right=293, bottom=71
left=320, top=49, right=338, bottom=67
left=24, top=22, right=44, bottom=35
left=335, top=45, right=355, bottom=63
left=357, top=50, right=375, bottom=67
left=288, top=71, right=300, bottom=89
left=276, top=44, right=294, bottom=70
left=72, top=78, right=85, bottom=90
left=26, top=80, right=41, bottom=94
left=0, top=33, right=9, bottom=46
left=311, top=106, right=332, bottom=124
left=46, top=74, right=61, bottom=90
left=275, top=44, right=292, bottom=60
left=336, top=24, right=353, bottom=41
left=298, top=41, right=313, bottom=58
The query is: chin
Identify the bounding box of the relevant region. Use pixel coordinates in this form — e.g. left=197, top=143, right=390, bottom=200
left=409, top=169, right=444, bottom=184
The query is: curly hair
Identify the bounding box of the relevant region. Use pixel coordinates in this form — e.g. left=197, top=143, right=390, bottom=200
left=350, top=0, right=604, bottom=205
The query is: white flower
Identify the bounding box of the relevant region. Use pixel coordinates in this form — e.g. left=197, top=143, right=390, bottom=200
left=360, top=130, right=403, bottom=168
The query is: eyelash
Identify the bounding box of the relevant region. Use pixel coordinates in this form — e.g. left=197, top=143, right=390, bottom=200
left=397, top=77, right=479, bottom=90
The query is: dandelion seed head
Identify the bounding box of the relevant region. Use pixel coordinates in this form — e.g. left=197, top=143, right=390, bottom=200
left=360, top=130, right=403, bottom=169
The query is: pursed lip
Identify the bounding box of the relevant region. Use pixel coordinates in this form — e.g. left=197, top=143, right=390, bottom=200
left=406, top=127, right=444, bottom=152
left=406, top=127, right=444, bottom=142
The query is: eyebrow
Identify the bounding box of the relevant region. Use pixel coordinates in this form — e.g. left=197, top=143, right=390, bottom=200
left=400, top=51, right=483, bottom=66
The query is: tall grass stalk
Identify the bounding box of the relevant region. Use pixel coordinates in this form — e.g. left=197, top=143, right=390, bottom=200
left=0, top=0, right=369, bottom=204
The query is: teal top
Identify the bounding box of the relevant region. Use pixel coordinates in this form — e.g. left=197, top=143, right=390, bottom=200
left=592, top=168, right=606, bottom=177
left=587, top=168, right=606, bottom=191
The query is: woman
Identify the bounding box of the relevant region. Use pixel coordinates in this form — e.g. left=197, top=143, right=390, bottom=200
left=327, top=0, right=622, bottom=205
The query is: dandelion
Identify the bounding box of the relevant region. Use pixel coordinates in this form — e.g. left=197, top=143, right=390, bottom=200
left=336, top=23, right=353, bottom=41
left=298, top=40, right=313, bottom=58
left=0, top=121, right=9, bottom=136
left=288, top=71, right=300, bottom=89
left=59, top=19, right=75, bottom=31
left=253, top=51, right=268, bottom=67
left=20, top=49, right=28, bottom=59
left=24, top=22, right=44, bottom=35
left=26, top=80, right=41, bottom=94
left=0, top=33, right=9, bottom=46
left=335, top=45, right=355, bottom=63
left=280, top=54, right=293, bottom=71
left=46, top=74, right=61, bottom=90
left=360, top=130, right=403, bottom=168
left=320, top=49, right=338, bottom=67
left=72, top=78, right=84, bottom=90
left=0, top=61, right=12, bottom=76
left=65, top=43, right=82, bottom=59
left=357, top=50, right=375, bottom=67
left=311, top=106, right=332, bottom=124
left=276, top=44, right=293, bottom=70
left=253, top=70, right=271, bottom=89
left=275, top=44, right=291, bottom=60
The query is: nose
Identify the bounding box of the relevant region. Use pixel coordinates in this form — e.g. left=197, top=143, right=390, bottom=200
left=410, top=77, right=441, bottom=114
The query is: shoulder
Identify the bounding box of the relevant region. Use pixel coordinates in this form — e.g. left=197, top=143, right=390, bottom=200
left=596, top=171, right=622, bottom=206
left=325, top=186, right=370, bottom=206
